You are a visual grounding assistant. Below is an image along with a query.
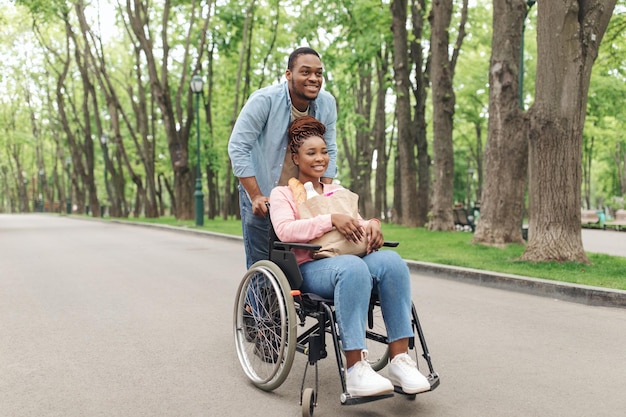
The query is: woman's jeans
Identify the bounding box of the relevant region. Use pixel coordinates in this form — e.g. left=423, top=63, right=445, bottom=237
left=299, top=250, right=414, bottom=352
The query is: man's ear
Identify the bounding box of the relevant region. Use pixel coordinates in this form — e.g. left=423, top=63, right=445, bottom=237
left=285, top=69, right=292, bottom=81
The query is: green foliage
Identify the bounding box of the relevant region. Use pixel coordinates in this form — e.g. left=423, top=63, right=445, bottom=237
left=584, top=10, right=626, bottom=205
left=1, top=0, right=625, bottom=223
left=13, top=0, right=70, bottom=21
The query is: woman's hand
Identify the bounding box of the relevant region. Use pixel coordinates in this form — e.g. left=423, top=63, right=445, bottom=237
left=331, top=213, right=365, bottom=244
left=366, top=219, right=384, bottom=253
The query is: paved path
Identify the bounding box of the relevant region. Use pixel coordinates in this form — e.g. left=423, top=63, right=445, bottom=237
left=1, top=214, right=626, bottom=417
left=581, top=227, right=626, bottom=257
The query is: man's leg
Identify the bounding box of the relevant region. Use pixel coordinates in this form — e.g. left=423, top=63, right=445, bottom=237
left=239, top=185, right=270, bottom=268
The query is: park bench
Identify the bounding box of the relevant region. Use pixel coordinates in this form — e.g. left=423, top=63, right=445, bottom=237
left=605, top=209, right=626, bottom=231
left=453, top=207, right=475, bottom=232
left=43, top=201, right=62, bottom=213
left=581, top=210, right=603, bottom=228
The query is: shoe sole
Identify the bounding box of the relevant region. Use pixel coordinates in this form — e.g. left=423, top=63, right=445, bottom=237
left=389, top=378, right=430, bottom=395
left=347, top=387, right=394, bottom=397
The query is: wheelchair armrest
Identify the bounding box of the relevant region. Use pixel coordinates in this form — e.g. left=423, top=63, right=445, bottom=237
left=383, top=241, right=399, bottom=247
left=273, top=241, right=322, bottom=252
left=275, top=241, right=398, bottom=250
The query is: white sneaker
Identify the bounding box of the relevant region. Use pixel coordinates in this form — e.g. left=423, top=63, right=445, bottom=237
left=346, top=351, right=394, bottom=397
left=388, top=353, right=431, bottom=394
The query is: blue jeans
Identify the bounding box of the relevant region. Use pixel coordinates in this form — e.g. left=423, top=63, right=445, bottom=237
left=299, top=251, right=414, bottom=351
left=239, top=185, right=270, bottom=268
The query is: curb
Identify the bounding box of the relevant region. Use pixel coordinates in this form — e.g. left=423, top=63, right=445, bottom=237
left=93, top=217, right=626, bottom=309
left=406, top=261, right=626, bottom=309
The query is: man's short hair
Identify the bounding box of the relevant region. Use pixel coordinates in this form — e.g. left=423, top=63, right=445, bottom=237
left=287, top=47, right=320, bottom=70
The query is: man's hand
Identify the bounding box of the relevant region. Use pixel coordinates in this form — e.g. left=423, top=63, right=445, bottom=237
left=239, top=176, right=268, bottom=217
left=251, top=195, right=269, bottom=217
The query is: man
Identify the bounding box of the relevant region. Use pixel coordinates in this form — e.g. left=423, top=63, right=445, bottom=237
left=229, top=47, right=338, bottom=268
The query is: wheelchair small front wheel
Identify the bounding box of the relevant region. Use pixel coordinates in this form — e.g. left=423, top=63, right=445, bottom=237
left=301, top=388, right=315, bottom=417
left=233, top=260, right=297, bottom=391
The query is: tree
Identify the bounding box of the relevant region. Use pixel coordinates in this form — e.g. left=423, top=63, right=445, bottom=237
left=391, top=0, right=420, bottom=226
left=410, top=0, right=432, bottom=227
left=583, top=11, right=626, bottom=209
left=521, top=0, right=618, bottom=262
left=428, top=0, right=468, bottom=231
left=473, top=0, right=529, bottom=246
left=122, top=0, right=211, bottom=220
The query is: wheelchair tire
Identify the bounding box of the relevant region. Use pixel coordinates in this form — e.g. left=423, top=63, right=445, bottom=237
left=365, top=302, right=390, bottom=371
left=233, top=260, right=297, bottom=391
left=301, top=387, right=315, bottom=417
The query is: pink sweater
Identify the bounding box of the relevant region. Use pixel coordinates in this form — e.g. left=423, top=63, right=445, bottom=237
left=269, top=183, right=370, bottom=265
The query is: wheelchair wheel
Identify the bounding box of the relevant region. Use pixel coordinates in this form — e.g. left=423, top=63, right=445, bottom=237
left=233, top=260, right=297, bottom=391
left=365, top=301, right=390, bottom=371
left=301, top=387, right=315, bottom=417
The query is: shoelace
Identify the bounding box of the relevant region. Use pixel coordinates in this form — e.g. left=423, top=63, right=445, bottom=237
left=393, top=354, right=417, bottom=371
left=352, top=350, right=374, bottom=377
left=353, top=359, right=373, bottom=376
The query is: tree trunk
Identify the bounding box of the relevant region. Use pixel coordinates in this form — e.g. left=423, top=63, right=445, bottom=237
left=391, top=0, right=419, bottom=227
left=521, top=0, right=617, bottom=262
left=473, top=0, right=528, bottom=246
left=410, top=0, right=430, bottom=227
left=374, top=49, right=390, bottom=221
left=124, top=0, right=205, bottom=220
left=582, top=134, right=594, bottom=209
left=226, top=0, right=255, bottom=221
left=428, top=0, right=467, bottom=231
left=351, top=63, right=375, bottom=218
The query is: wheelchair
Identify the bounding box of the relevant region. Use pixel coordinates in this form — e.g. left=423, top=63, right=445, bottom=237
left=233, top=230, right=440, bottom=416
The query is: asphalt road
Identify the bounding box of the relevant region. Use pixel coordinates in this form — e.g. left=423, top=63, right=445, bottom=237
left=1, top=214, right=625, bottom=417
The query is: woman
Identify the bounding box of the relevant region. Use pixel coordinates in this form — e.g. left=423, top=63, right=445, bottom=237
left=269, top=116, right=430, bottom=397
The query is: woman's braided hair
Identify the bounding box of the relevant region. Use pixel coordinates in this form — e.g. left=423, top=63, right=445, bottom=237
left=288, top=115, right=326, bottom=155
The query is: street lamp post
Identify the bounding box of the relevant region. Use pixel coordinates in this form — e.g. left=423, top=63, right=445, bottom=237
left=466, top=166, right=475, bottom=210
left=519, top=0, right=537, bottom=109
left=101, top=134, right=109, bottom=217
left=65, top=157, right=72, bottom=215
left=190, top=75, right=204, bottom=226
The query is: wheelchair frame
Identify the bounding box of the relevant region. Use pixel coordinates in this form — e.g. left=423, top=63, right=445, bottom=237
left=233, top=235, right=440, bottom=416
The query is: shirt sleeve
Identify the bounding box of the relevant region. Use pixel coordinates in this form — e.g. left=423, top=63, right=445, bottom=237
left=227, top=93, right=270, bottom=179
left=269, top=187, right=333, bottom=243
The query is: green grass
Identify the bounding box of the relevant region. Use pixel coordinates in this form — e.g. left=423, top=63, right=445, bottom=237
left=125, top=215, right=244, bottom=235
left=111, top=216, right=626, bottom=291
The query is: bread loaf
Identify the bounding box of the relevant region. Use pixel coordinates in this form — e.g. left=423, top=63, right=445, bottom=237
left=288, top=177, right=306, bottom=206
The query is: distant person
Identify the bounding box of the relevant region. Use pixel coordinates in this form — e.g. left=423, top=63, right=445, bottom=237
left=228, top=47, right=337, bottom=268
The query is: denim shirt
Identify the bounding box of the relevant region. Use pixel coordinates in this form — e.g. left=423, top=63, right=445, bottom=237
left=228, top=81, right=337, bottom=199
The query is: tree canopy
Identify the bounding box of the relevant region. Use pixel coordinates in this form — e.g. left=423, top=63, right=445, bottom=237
left=1, top=0, right=625, bottom=262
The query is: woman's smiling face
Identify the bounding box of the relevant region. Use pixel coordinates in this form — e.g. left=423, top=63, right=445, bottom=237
left=293, top=135, right=329, bottom=182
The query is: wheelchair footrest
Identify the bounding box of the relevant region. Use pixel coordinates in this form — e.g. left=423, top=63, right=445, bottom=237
left=427, top=372, right=441, bottom=391
left=340, top=392, right=394, bottom=406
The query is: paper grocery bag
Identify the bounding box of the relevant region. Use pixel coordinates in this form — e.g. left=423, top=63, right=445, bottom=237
left=297, top=189, right=368, bottom=259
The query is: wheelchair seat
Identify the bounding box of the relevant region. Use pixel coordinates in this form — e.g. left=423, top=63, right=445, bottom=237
left=233, top=227, right=440, bottom=417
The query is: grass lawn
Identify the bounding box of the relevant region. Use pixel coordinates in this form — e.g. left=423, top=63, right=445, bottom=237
left=115, top=216, right=626, bottom=291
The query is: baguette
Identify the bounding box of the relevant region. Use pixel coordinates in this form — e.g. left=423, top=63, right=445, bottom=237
left=288, top=177, right=306, bottom=206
